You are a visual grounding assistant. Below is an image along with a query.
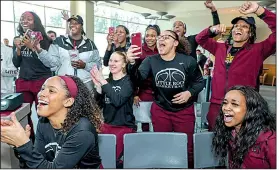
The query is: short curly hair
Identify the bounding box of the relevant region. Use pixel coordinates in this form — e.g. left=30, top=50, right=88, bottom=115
left=60, top=76, right=103, bottom=133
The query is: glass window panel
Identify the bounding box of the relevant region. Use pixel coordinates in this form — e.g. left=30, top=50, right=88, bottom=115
left=1, top=1, right=14, bottom=21
left=110, top=8, right=127, bottom=21
left=94, top=33, right=108, bottom=60
left=110, top=20, right=126, bottom=29
left=94, top=5, right=111, bottom=18
left=45, top=27, right=66, bottom=37
left=14, top=2, right=45, bottom=24
left=43, top=1, right=70, bottom=10
left=1, top=21, right=15, bottom=46
left=126, top=11, right=141, bottom=24
left=94, top=17, right=110, bottom=33
left=45, top=8, right=65, bottom=28
left=127, top=23, right=141, bottom=34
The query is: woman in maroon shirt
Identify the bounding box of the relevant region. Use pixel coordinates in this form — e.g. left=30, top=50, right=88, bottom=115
left=133, top=25, right=160, bottom=131
left=212, top=86, right=276, bottom=169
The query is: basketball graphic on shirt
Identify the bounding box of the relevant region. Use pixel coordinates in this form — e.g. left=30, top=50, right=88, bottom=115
left=112, top=86, right=121, bottom=92
left=155, top=68, right=185, bottom=88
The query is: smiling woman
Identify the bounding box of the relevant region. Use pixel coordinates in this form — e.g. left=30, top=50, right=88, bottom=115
left=1, top=76, right=103, bottom=169
left=212, top=85, right=276, bottom=169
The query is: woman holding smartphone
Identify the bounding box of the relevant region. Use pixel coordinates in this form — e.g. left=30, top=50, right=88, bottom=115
left=12, top=11, right=52, bottom=141
left=91, top=51, right=135, bottom=168
left=133, top=25, right=160, bottom=131
left=103, top=25, right=131, bottom=66
left=127, top=30, right=204, bottom=168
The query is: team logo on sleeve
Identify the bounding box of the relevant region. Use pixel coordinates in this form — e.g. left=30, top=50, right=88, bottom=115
left=155, top=68, right=185, bottom=88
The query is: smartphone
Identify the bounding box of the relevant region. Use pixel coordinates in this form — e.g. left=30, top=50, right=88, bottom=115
left=131, top=32, right=142, bottom=54
left=32, top=31, right=43, bottom=41
left=25, top=29, right=33, bottom=38
left=109, top=27, right=115, bottom=35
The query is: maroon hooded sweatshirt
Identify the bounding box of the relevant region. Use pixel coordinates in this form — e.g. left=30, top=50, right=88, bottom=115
left=195, top=9, right=276, bottom=105
left=134, top=43, right=158, bottom=101
left=229, top=130, right=276, bottom=168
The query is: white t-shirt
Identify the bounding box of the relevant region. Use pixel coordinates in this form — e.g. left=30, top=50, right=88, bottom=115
left=1, top=43, right=17, bottom=93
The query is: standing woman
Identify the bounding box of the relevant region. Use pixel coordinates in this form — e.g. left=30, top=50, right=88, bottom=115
left=91, top=51, right=135, bottom=168
left=127, top=30, right=204, bottom=168
left=12, top=11, right=52, bottom=141
left=212, top=86, right=276, bottom=169
left=133, top=25, right=160, bottom=131
left=173, top=0, right=220, bottom=60
left=103, top=25, right=131, bottom=66
left=35, top=15, right=101, bottom=90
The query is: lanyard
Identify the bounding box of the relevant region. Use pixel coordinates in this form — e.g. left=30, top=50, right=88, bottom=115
left=73, top=40, right=77, bottom=50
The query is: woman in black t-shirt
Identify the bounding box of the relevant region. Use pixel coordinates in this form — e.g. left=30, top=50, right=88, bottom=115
left=127, top=30, right=204, bottom=168
left=91, top=51, right=135, bottom=168
left=1, top=76, right=102, bottom=168
left=12, top=11, right=52, bottom=141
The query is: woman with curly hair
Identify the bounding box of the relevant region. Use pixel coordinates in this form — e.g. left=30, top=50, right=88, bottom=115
left=1, top=75, right=102, bottom=169
left=212, top=85, right=276, bottom=169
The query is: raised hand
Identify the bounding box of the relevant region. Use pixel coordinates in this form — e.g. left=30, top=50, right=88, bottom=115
left=90, top=65, right=107, bottom=85
left=126, top=45, right=141, bottom=64
left=107, top=33, right=114, bottom=45
left=1, top=113, right=30, bottom=147
left=21, top=35, right=34, bottom=50
left=61, top=10, right=69, bottom=20
left=209, top=24, right=227, bottom=35
left=204, top=0, right=216, bottom=12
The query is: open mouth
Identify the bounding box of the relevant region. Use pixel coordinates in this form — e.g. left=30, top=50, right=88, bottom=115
left=109, top=66, right=117, bottom=71
left=158, top=43, right=166, bottom=48
left=234, top=31, right=242, bottom=36
left=224, top=113, right=234, bottom=122
left=38, top=100, right=49, bottom=107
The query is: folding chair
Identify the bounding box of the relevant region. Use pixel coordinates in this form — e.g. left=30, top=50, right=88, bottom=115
left=98, top=134, right=116, bottom=168
left=200, top=102, right=210, bottom=129
left=194, top=132, right=225, bottom=168
left=124, top=132, right=188, bottom=168
left=133, top=102, right=153, bottom=132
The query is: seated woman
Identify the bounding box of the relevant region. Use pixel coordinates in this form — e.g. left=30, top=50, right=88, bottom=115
left=1, top=75, right=102, bottom=169
left=212, top=85, right=276, bottom=169
left=90, top=51, right=135, bottom=168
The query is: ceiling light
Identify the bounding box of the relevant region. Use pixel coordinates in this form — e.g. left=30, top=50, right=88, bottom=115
left=94, top=1, right=125, bottom=6
left=141, top=11, right=176, bottom=21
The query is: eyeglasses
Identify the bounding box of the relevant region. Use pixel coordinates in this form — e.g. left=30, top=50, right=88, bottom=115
left=156, top=35, right=177, bottom=41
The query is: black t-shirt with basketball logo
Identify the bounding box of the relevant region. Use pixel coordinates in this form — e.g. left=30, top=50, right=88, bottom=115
left=225, top=47, right=241, bottom=70
left=128, top=53, right=204, bottom=112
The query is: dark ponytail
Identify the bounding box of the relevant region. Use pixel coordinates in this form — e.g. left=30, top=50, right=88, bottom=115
left=166, top=30, right=187, bottom=55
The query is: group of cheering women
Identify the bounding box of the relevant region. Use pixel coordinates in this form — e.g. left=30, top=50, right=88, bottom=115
left=0, top=0, right=276, bottom=169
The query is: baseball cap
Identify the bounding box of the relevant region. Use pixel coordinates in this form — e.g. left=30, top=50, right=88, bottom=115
left=67, top=15, right=83, bottom=25
left=231, top=16, right=255, bottom=25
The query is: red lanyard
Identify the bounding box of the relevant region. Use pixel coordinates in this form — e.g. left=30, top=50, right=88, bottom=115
left=73, top=40, right=76, bottom=50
